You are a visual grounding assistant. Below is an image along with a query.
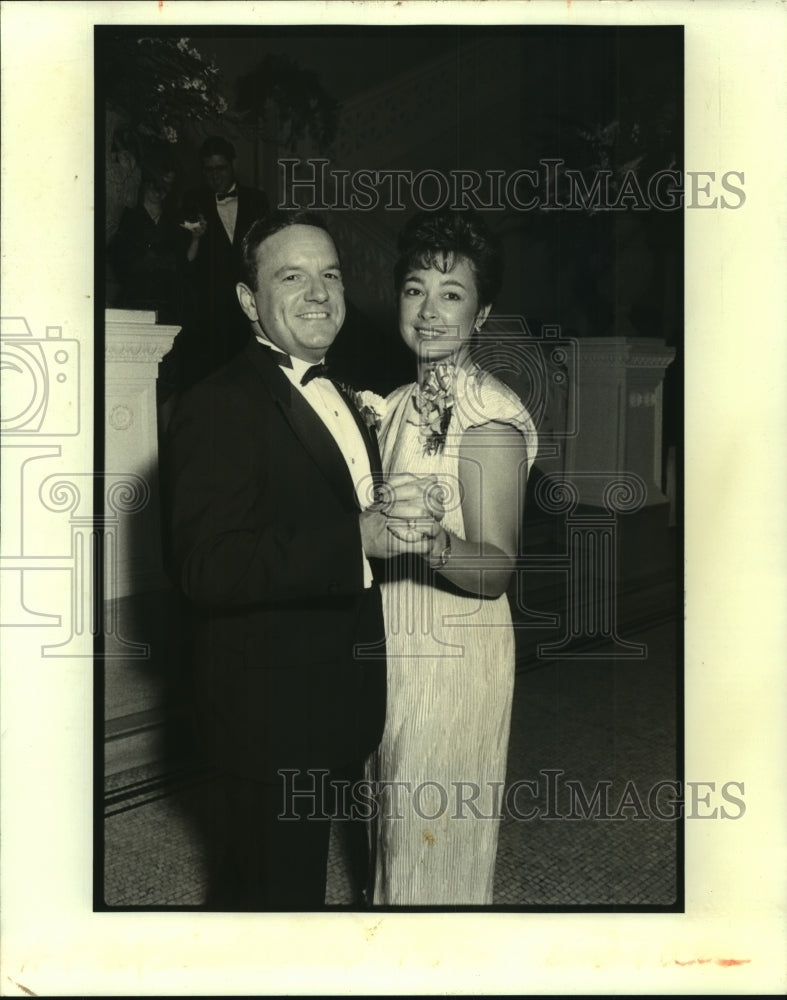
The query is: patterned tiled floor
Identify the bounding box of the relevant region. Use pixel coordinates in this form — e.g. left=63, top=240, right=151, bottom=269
left=103, top=620, right=678, bottom=909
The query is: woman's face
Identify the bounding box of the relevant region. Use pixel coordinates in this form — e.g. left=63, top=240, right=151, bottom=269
left=398, top=255, right=490, bottom=363
left=146, top=171, right=175, bottom=200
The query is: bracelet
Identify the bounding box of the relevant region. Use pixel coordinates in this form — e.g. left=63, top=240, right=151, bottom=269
left=430, top=529, right=452, bottom=570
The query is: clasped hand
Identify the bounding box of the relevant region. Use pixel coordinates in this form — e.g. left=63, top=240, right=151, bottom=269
left=360, top=473, right=446, bottom=560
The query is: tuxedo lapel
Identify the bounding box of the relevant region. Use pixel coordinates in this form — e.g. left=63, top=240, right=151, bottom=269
left=334, top=382, right=383, bottom=480
left=246, top=341, right=359, bottom=508
left=233, top=188, right=252, bottom=249
left=198, top=188, right=232, bottom=248
left=234, top=187, right=268, bottom=249
left=280, top=391, right=360, bottom=507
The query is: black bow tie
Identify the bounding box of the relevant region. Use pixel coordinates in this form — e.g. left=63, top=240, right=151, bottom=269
left=257, top=343, right=328, bottom=385
left=258, top=343, right=293, bottom=368
left=300, top=363, right=329, bottom=386
left=216, top=187, right=238, bottom=203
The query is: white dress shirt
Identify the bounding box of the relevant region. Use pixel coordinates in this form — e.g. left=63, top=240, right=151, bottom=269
left=257, top=335, right=374, bottom=588
left=216, top=187, right=239, bottom=242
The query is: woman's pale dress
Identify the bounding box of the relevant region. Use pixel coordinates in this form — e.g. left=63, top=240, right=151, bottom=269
left=368, top=365, right=537, bottom=905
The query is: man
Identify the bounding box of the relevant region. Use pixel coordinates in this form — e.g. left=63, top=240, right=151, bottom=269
left=177, top=136, right=270, bottom=384
left=165, top=210, right=438, bottom=910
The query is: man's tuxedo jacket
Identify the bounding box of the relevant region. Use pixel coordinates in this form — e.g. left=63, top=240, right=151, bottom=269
left=181, top=185, right=270, bottom=376
left=186, top=183, right=269, bottom=279
left=164, top=337, right=387, bottom=780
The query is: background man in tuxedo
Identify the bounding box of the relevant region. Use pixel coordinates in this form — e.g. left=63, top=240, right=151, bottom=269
left=165, top=210, right=438, bottom=910
left=175, top=135, right=270, bottom=387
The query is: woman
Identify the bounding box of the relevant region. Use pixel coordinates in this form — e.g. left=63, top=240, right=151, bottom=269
left=107, top=161, right=195, bottom=325
left=368, top=209, right=538, bottom=905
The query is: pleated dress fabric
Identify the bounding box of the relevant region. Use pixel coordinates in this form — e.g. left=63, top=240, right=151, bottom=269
left=368, top=365, right=537, bottom=905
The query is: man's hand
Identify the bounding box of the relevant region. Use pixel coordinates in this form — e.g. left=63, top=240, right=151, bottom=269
left=359, top=508, right=440, bottom=560
left=360, top=473, right=446, bottom=559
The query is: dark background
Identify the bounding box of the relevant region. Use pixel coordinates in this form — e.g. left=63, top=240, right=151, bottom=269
left=101, top=25, right=683, bottom=394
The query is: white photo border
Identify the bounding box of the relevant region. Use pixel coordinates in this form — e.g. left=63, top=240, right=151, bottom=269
left=1, top=1, right=785, bottom=995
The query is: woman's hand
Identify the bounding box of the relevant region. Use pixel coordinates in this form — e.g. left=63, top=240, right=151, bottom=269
left=378, top=472, right=445, bottom=521
left=183, top=214, right=208, bottom=262
left=181, top=213, right=208, bottom=238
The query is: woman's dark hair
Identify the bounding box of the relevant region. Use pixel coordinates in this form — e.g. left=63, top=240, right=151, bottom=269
left=240, top=209, right=332, bottom=289
left=393, top=208, right=503, bottom=307
left=139, top=145, right=177, bottom=194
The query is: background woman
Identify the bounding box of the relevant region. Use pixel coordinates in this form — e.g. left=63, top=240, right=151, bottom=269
left=369, top=209, right=538, bottom=906
left=107, top=157, right=192, bottom=325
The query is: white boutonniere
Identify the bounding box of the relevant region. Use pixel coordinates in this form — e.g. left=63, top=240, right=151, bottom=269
left=344, top=387, right=387, bottom=432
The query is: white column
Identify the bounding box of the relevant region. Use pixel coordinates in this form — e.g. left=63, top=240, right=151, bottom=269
left=104, top=309, right=178, bottom=598
left=564, top=337, right=675, bottom=507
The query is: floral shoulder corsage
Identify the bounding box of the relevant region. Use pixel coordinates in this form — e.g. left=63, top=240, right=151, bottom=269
left=343, top=387, right=387, bottom=432
left=411, top=361, right=455, bottom=455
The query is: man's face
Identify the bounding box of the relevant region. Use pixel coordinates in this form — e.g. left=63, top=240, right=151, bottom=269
left=202, top=154, right=236, bottom=196
left=236, top=225, right=346, bottom=363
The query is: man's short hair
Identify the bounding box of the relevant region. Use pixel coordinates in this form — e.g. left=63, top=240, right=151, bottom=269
left=240, top=210, right=334, bottom=290
left=199, top=135, right=236, bottom=162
